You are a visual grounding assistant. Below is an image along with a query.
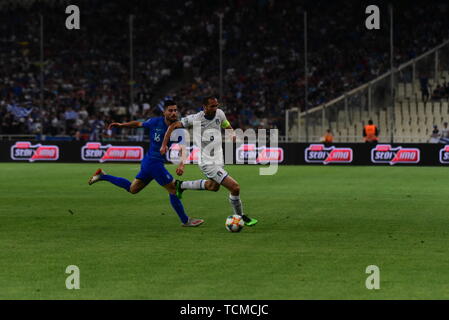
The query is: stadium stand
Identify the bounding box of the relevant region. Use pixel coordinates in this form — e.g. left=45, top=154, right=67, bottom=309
left=1, top=0, right=449, bottom=142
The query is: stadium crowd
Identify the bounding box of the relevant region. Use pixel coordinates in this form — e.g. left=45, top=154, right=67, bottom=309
left=1, top=0, right=449, bottom=139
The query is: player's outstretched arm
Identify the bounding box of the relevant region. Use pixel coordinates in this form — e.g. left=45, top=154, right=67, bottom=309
left=160, top=121, right=183, bottom=155
left=108, top=121, right=143, bottom=130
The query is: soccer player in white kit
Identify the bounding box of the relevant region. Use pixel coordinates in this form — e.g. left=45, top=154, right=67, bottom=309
left=160, top=96, right=258, bottom=226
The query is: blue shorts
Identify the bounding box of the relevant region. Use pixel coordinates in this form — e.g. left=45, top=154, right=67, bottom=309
left=135, top=158, right=173, bottom=186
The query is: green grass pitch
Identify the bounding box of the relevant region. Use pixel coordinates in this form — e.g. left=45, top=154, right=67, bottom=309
left=1, top=163, right=449, bottom=299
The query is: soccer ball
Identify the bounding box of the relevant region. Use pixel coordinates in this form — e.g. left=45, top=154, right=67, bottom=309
left=225, top=214, right=245, bottom=232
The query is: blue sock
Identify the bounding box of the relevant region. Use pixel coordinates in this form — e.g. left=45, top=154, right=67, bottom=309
left=169, top=194, right=189, bottom=224
left=101, top=174, right=131, bottom=192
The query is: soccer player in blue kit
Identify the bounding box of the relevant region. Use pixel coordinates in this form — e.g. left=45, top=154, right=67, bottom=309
left=87, top=100, right=204, bottom=227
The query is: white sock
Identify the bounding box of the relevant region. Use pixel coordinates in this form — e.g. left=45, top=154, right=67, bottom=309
left=181, top=179, right=206, bottom=190
left=229, top=194, right=243, bottom=216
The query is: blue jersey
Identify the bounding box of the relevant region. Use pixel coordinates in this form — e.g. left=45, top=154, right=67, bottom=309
left=142, top=116, right=182, bottom=162
left=141, top=116, right=168, bottom=162
left=136, top=117, right=180, bottom=186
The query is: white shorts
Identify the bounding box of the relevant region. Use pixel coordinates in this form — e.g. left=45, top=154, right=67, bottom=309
left=199, top=164, right=228, bottom=184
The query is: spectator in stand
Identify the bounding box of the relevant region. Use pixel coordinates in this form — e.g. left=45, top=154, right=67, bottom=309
left=363, top=120, right=379, bottom=144
left=440, top=122, right=449, bottom=143
left=89, top=115, right=105, bottom=141
left=431, top=84, right=445, bottom=100
left=135, top=112, right=146, bottom=142
left=420, top=80, right=449, bottom=102
left=64, top=107, right=79, bottom=135
left=321, top=129, right=333, bottom=144
left=429, top=125, right=440, bottom=143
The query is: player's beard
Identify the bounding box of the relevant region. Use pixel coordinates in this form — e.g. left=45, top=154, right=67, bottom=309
left=167, top=116, right=177, bottom=123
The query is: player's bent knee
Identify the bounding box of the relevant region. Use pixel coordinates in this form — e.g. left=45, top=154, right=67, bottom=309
left=129, top=180, right=145, bottom=194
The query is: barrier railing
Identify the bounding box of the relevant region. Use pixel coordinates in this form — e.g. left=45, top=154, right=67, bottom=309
left=287, top=40, right=449, bottom=143
left=0, top=135, right=36, bottom=141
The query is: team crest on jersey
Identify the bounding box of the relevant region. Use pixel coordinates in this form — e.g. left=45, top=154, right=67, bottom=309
left=81, top=143, right=144, bottom=162
left=304, top=144, right=353, bottom=164
left=236, top=144, right=284, bottom=164
left=439, top=145, right=449, bottom=164
left=371, top=145, right=420, bottom=165
left=10, top=141, right=59, bottom=162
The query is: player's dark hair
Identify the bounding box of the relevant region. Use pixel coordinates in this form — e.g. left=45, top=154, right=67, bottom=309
left=164, top=100, right=176, bottom=109
left=368, top=120, right=373, bottom=125
left=202, top=96, right=216, bottom=106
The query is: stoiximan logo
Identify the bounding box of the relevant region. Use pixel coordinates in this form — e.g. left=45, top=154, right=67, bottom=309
left=439, top=145, right=449, bottom=164
left=371, top=145, right=420, bottom=165
left=10, top=141, right=59, bottom=162
left=81, top=142, right=144, bottom=162
left=304, top=144, right=353, bottom=164
left=236, top=144, right=284, bottom=164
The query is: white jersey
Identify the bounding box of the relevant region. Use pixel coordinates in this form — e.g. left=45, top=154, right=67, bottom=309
left=180, top=108, right=229, bottom=165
